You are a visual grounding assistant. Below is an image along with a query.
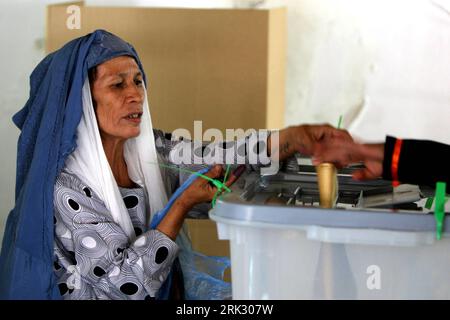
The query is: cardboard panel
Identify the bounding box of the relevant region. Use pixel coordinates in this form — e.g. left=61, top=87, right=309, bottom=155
left=47, top=1, right=286, bottom=134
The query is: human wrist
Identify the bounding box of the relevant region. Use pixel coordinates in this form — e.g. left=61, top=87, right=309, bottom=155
left=174, top=196, right=194, bottom=212
left=276, top=127, right=296, bottom=160
left=291, top=125, right=305, bottom=150
left=361, top=143, right=385, bottom=162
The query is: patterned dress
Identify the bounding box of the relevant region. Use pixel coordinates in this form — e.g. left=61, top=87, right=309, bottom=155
left=53, top=129, right=268, bottom=299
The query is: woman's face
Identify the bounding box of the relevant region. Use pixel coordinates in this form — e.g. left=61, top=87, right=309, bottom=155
left=90, top=56, right=145, bottom=141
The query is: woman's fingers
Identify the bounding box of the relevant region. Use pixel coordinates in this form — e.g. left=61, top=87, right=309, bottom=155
left=224, top=174, right=238, bottom=188
left=311, top=157, right=321, bottom=166
left=223, top=165, right=246, bottom=188
left=313, top=146, right=353, bottom=168
left=204, top=165, right=243, bottom=196
left=312, top=124, right=352, bottom=142
left=197, top=165, right=223, bottom=197
left=314, top=139, right=368, bottom=167
left=203, top=165, right=223, bottom=180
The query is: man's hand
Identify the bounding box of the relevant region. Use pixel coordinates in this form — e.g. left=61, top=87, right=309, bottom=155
left=312, top=140, right=385, bottom=181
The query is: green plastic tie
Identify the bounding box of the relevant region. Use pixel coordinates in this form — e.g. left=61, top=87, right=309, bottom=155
left=147, top=162, right=232, bottom=208
left=155, top=162, right=231, bottom=193
left=223, top=164, right=231, bottom=184
left=337, top=115, right=343, bottom=129
left=425, top=197, right=434, bottom=210
left=212, top=164, right=232, bottom=207
left=434, top=182, right=447, bottom=240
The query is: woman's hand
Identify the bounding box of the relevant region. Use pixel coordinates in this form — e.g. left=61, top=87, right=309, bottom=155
left=268, top=124, right=353, bottom=161
left=157, top=165, right=239, bottom=240
left=175, top=165, right=238, bottom=211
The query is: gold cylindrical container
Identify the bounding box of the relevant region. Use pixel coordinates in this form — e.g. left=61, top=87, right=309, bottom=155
left=316, top=163, right=338, bottom=208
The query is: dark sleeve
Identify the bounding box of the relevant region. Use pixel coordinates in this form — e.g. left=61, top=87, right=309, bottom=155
left=382, top=135, right=450, bottom=190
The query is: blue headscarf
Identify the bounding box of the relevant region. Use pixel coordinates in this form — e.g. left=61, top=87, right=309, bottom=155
left=0, top=30, right=146, bottom=299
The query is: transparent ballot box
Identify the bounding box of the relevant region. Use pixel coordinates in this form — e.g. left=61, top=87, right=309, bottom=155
left=209, top=164, right=450, bottom=299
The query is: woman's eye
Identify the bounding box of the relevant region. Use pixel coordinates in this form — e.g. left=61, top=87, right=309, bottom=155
left=113, top=82, right=123, bottom=88
left=135, top=79, right=143, bottom=86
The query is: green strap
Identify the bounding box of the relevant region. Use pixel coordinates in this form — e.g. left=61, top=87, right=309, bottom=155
left=212, top=164, right=232, bottom=208
left=337, top=115, right=343, bottom=129
left=223, top=164, right=231, bottom=184
left=150, top=162, right=232, bottom=208
left=434, top=182, right=448, bottom=240
left=156, top=162, right=231, bottom=193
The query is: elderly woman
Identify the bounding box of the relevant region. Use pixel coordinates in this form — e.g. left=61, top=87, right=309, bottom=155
left=0, top=30, right=350, bottom=300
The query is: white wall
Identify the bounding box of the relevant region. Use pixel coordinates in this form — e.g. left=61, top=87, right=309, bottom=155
left=284, top=0, right=450, bottom=143
left=1, top=0, right=449, bottom=244
left=284, top=0, right=372, bottom=130
left=348, top=0, right=450, bottom=143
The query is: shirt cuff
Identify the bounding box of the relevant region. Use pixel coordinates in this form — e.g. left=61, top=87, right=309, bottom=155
left=382, top=135, right=397, bottom=181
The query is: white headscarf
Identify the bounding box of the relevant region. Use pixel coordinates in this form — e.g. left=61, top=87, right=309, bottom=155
left=64, top=78, right=169, bottom=240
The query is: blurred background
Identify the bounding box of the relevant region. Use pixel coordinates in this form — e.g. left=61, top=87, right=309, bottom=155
left=1, top=0, right=449, bottom=244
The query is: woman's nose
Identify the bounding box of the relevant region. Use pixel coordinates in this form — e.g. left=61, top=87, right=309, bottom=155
left=126, top=83, right=144, bottom=104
